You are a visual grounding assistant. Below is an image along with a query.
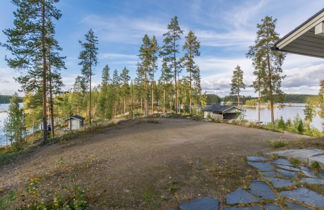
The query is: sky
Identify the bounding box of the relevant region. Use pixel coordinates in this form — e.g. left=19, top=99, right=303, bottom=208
left=0, top=0, right=323, bottom=97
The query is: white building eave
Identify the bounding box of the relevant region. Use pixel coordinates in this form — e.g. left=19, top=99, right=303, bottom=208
left=274, top=8, right=324, bottom=58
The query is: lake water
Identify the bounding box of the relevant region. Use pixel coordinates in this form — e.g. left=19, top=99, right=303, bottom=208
left=0, top=104, right=10, bottom=146
left=0, top=103, right=323, bottom=145
left=243, top=103, right=323, bottom=131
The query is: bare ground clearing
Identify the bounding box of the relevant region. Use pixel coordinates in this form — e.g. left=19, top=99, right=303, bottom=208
left=0, top=118, right=310, bottom=209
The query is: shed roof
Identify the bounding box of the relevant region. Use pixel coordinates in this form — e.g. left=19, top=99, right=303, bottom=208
left=203, top=105, right=241, bottom=113
left=273, top=8, right=324, bottom=58
left=65, top=115, right=85, bottom=121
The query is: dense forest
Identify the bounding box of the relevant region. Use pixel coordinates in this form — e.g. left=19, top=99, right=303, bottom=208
left=0, top=95, right=23, bottom=104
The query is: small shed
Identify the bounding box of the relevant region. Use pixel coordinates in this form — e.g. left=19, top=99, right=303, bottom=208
left=66, top=115, right=85, bottom=130
left=203, top=105, right=242, bottom=120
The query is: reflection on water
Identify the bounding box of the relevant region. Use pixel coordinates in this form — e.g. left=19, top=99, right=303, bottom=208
left=243, top=103, right=323, bottom=131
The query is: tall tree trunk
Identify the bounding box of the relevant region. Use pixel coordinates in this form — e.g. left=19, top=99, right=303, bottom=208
left=258, top=89, right=261, bottom=123
left=267, top=54, right=275, bottom=124
left=237, top=94, right=240, bottom=107
left=145, top=74, right=148, bottom=116
left=151, top=81, right=154, bottom=114
left=189, top=71, right=192, bottom=114
left=163, top=86, right=166, bottom=113
left=173, top=41, right=178, bottom=114
left=123, top=97, right=126, bottom=114
left=41, top=2, right=48, bottom=142
left=48, top=64, right=55, bottom=138
left=89, top=67, right=92, bottom=125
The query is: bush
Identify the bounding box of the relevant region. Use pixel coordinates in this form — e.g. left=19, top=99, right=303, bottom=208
left=271, top=140, right=287, bottom=148
left=277, top=117, right=286, bottom=130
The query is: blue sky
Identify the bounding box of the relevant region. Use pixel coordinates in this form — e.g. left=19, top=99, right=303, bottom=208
left=0, top=0, right=323, bottom=96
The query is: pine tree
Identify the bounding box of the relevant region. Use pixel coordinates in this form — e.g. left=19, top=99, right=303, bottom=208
left=159, top=61, right=173, bottom=113
left=138, top=35, right=153, bottom=116
left=120, top=67, right=130, bottom=114
left=79, top=29, right=98, bottom=125
left=3, top=0, right=62, bottom=142
left=247, top=16, right=285, bottom=123
left=98, top=65, right=110, bottom=118
left=150, top=36, right=159, bottom=113
left=230, top=65, right=245, bottom=106
left=182, top=31, right=200, bottom=113
left=160, top=16, right=183, bottom=113
left=112, top=69, right=120, bottom=116
left=46, top=19, right=65, bottom=138
left=4, top=94, right=25, bottom=150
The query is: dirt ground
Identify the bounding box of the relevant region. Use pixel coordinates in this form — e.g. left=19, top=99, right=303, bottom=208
left=0, top=118, right=310, bottom=209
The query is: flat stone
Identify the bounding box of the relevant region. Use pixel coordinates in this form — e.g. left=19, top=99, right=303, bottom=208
left=179, top=198, right=219, bottom=210
left=247, top=156, right=269, bottom=162
left=276, top=169, right=298, bottom=178
left=277, top=164, right=300, bottom=172
left=285, top=201, right=311, bottom=210
left=299, top=166, right=316, bottom=178
left=273, top=158, right=292, bottom=166
left=249, top=180, right=276, bottom=200
left=269, top=149, right=324, bottom=168
left=260, top=171, right=277, bottom=177
left=226, top=188, right=260, bottom=205
left=264, top=177, right=294, bottom=188
left=264, top=204, right=282, bottom=210
left=224, top=207, right=261, bottom=210
left=248, top=162, right=274, bottom=171
left=281, top=187, right=324, bottom=208
left=309, top=155, right=324, bottom=168
left=300, top=178, right=324, bottom=185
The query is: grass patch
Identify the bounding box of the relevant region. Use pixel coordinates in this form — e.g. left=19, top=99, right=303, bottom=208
left=271, top=140, right=287, bottom=149
left=0, top=146, right=36, bottom=166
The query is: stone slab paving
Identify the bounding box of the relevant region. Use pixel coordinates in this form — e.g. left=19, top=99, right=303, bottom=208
left=285, top=201, right=311, bottom=210
left=276, top=164, right=301, bottom=172
left=273, top=158, right=292, bottom=166
left=179, top=198, right=219, bottom=210
left=224, top=207, right=262, bottom=210
left=264, top=204, right=282, bottom=210
left=299, top=177, right=324, bottom=185
left=281, top=187, right=324, bottom=208
left=299, top=166, right=316, bottom=178
left=226, top=188, right=260, bottom=205
left=269, top=148, right=324, bottom=168
left=260, top=171, right=277, bottom=177
left=174, top=155, right=324, bottom=210
left=247, top=162, right=274, bottom=171
left=263, top=177, right=295, bottom=188
left=249, top=181, right=276, bottom=200
left=247, top=156, right=269, bottom=162
left=276, top=169, right=298, bottom=178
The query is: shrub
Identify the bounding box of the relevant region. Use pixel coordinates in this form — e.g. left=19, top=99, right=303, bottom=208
left=271, top=140, right=287, bottom=148
left=277, top=117, right=286, bottom=130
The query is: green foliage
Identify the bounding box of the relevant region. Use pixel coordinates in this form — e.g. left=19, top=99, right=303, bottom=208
left=79, top=29, right=99, bottom=124
left=277, top=117, right=286, bottom=130
left=160, top=16, right=184, bottom=113
left=206, top=94, right=221, bottom=105
left=271, top=140, right=287, bottom=148
left=0, top=95, right=23, bottom=104
left=3, top=94, right=26, bottom=151
left=247, top=16, right=286, bottom=123
left=230, top=65, right=245, bottom=105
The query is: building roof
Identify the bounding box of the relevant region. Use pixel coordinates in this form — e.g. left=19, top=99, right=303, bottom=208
left=65, top=115, right=85, bottom=121
left=273, top=8, right=324, bottom=58
left=203, top=104, right=241, bottom=113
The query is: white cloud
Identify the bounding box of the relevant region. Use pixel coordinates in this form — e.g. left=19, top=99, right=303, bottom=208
left=99, top=53, right=137, bottom=60
left=0, top=67, right=20, bottom=95
left=81, top=15, right=166, bottom=44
